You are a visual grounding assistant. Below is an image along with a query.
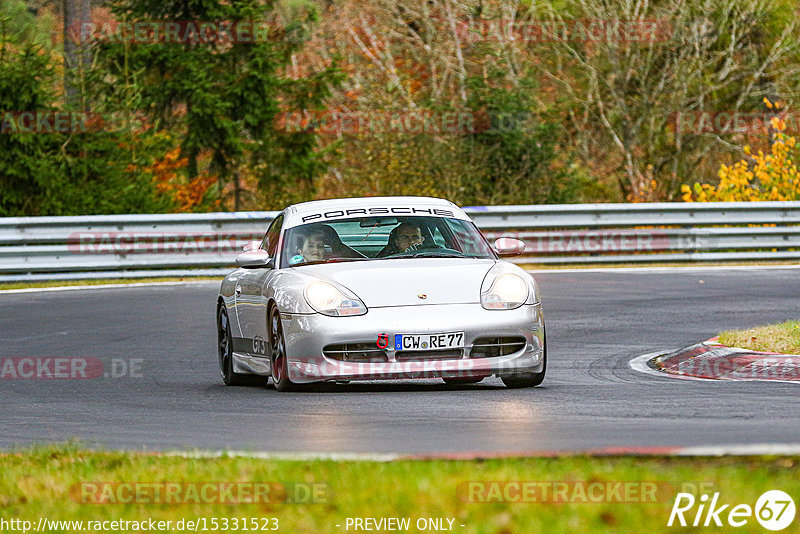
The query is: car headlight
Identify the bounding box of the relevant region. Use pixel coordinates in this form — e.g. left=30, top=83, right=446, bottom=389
left=304, top=281, right=367, bottom=316
left=481, top=272, right=528, bottom=310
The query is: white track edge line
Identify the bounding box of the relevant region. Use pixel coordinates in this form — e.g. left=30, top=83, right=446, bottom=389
left=0, top=280, right=219, bottom=295
left=675, top=444, right=800, bottom=456
left=164, top=450, right=401, bottom=462
left=528, top=264, right=800, bottom=274
left=163, top=446, right=800, bottom=459
left=628, top=351, right=673, bottom=379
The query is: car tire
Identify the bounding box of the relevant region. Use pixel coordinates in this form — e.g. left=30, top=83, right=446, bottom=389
left=501, top=326, right=547, bottom=389
left=217, top=305, right=250, bottom=386
left=269, top=306, right=297, bottom=392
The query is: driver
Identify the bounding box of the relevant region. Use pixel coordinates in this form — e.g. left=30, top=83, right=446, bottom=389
left=393, top=221, right=424, bottom=252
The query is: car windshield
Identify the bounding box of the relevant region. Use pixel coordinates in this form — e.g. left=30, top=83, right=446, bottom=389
left=281, top=216, right=496, bottom=267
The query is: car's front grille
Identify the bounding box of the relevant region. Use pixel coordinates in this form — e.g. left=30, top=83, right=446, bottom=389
left=470, top=336, right=527, bottom=358
left=323, top=343, right=388, bottom=363
left=395, top=349, right=463, bottom=361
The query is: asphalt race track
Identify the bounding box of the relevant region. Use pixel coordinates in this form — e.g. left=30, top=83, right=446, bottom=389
left=1, top=268, right=799, bottom=454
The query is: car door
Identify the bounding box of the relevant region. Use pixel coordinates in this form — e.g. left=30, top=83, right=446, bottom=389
left=236, top=213, right=284, bottom=359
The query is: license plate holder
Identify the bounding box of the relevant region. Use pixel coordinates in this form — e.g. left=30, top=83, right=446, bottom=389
left=394, top=332, right=465, bottom=351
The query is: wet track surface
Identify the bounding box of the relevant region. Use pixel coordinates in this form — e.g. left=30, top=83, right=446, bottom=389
left=1, top=268, right=799, bottom=453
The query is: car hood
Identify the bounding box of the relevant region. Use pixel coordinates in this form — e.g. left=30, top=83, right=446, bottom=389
left=297, top=258, right=496, bottom=307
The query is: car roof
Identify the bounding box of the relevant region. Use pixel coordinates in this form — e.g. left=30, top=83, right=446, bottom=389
left=283, top=196, right=470, bottom=228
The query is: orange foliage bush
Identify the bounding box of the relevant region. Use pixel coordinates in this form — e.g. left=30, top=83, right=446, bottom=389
left=149, top=147, right=217, bottom=212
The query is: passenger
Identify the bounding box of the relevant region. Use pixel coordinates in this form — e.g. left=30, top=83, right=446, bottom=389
left=295, top=228, right=327, bottom=262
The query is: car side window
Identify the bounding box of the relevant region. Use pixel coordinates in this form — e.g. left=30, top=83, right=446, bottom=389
left=261, top=214, right=284, bottom=258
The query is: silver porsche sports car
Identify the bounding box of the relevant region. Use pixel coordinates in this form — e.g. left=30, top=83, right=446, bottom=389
left=216, top=196, right=546, bottom=391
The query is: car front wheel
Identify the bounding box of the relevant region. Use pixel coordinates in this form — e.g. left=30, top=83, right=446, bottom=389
left=269, top=306, right=297, bottom=392
left=501, top=327, right=547, bottom=389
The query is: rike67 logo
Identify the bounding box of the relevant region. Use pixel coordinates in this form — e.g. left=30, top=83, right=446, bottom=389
left=668, top=490, right=795, bottom=530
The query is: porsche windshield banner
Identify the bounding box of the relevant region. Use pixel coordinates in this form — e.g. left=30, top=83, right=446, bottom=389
left=295, top=206, right=458, bottom=225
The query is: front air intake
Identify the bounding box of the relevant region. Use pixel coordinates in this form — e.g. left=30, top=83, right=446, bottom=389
left=395, top=349, right=463, bottom=362
left=470, top=336, right=527, bottom=358
left=323, top=343, right=389, bottom=363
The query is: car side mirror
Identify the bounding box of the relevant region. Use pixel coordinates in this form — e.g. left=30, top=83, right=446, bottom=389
left=494, top=237, right=526, bottom=257
left=235, top=249, right=274, bottom=268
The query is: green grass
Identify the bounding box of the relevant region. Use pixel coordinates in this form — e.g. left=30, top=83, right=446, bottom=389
left=0, top=277, right=220, bottom=291
left=1, top=446, right=799, bottom=533
left=719, top=320, right=800, bottom=355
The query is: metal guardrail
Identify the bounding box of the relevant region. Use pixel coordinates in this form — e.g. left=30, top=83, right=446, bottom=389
left=1, top=201, right=799, bottom=282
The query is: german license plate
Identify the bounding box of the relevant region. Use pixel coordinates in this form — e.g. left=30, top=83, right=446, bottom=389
left=394, top=332, right=464, bottom=351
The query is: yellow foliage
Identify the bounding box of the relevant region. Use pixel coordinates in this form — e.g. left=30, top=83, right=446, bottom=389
left=683, top=114, right=800, bottom=202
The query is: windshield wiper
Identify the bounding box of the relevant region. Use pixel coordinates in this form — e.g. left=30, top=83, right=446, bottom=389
left=412, top=251, right=465, bottom=258
left=293, top=257, right=366, bottom=266
left=388, top=250, right=465, bottom=259
left=327, top=256, right=367, bottom=263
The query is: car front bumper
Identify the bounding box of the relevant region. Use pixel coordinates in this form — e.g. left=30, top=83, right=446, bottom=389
left=281, top=303, right=544, bottom=383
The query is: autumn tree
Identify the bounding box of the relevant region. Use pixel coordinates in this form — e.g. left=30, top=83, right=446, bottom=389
left=529, top=0, right=800, bottom=201
left=0, top=9, right=177, bottom=216
left=95, top=0, right=341, bottom=210
left=298, top=0, right=586, bottom=206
